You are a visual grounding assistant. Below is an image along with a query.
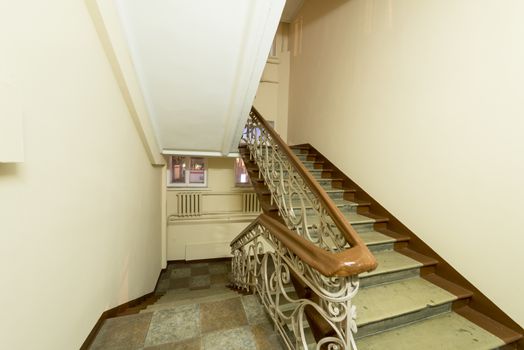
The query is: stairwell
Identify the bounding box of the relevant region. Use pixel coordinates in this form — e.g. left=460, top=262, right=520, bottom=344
left=272, top=146, right=523, bottom=349
left=87, top=117, right=522, bottom=350
left=88, top=260, right=285, bottom=349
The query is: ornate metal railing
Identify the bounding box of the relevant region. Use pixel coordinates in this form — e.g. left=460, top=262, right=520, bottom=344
left=243, top=107, right=372, bottom=258
left=230, top=108, right=377, bottom=349
left=231, top=215, right=369, bottom=350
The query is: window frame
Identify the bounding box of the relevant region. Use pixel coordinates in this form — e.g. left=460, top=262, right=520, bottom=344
left=234, top=157, right=251, bottom=187
left=167, top=156, right=208, bottom=188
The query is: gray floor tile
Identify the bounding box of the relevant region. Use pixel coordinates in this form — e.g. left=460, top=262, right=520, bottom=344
left=202, top=327, right=256, bottom=350
left=200, top=297, right=248, bottom=333
left=241, top=295, right=270, bottom=325
left=90, top=313, right=152, bottom=350
left=144, top=304, right=200, bottom=347
left=189, top=275, right=211, bottom=290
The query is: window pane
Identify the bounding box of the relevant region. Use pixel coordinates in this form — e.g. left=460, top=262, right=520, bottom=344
left=235, top=158, right=250, bottom=184
left=188, top=170, right=205, bottom=184
left=191, top=157, right=205, bottom=170
left=171, top=156, right=186, bottom=183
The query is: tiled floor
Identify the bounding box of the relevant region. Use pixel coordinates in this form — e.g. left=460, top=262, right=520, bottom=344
left=90, top=259, right=284, bottom=350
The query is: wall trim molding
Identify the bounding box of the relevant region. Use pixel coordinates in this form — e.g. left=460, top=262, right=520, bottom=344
left=162, top=149, right=240, bottom=158
left=168, top=214, right=258, bottom=225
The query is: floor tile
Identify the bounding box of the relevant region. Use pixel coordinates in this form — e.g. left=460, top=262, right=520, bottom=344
left=241, top=295, right=270, bottom=325
left=189, top=275, right=211, bottom=290
left=191, top=266, right=209, bottom=276
left=144, top=304, right=200, bottom=347
left=209, top=263, right=228, bottom=275
left=202, top=326, right=256, bottom=350
left=171, top=268, right=191, bottom=279
left=190, top=263, right=209, bottom=268
left=144, top=338, right=202, bottom=350
left=200, top=297, right=248, bottom=333
left=169, top=277, right=190, bottom=290
left=156, top=279, right=170, bottom=294
left=251, top=323, right=284, bottom=350
left=90, top=313, right=152, bottom=350
left=210, top=273, right=228, bottom=286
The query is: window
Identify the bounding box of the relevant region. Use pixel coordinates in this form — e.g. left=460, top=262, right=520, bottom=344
left=235, top=158, right=250, bottom=185
left=240, top=120, right=275, bottom=145
left=168, top=156, right=207, bottom=187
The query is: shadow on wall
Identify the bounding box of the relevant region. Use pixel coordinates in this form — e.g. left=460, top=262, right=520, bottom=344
left=0, top=163, right=21, bottom=178
left=303, top=0, right=352, bottom=24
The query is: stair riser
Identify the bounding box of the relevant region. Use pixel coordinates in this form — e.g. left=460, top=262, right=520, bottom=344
left=356, top=303, right=452, bottom=339
left=326, top=191, right=345, bottom=200
left=360, top=267, right=420, bottom=288
left=368, top=242, right=395, bottom=253
left=352, top=223, right=375, bottom=233
left=302, top=205, right=356, bottom=216
left=303, top=162, right=323, bottom=170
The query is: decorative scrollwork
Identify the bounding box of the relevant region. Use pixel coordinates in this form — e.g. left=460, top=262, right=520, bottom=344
left=230, top=111, right=362, bottom=349
left=242, top=112, right=349, bottom=252
left=230, top=223, right=360, bottom=350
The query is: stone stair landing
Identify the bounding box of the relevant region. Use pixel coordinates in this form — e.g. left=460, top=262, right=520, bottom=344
left=89, top=260, right=284, bottom=350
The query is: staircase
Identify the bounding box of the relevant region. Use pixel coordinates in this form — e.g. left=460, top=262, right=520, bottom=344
left=232, top=108, right=523, bottom=349
left=88, top=108, right=522, bottom=349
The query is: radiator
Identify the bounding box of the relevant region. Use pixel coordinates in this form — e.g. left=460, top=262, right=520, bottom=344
left=176, top=192, right=202, bottom=217
left=242, top=192, right=261, bottom=213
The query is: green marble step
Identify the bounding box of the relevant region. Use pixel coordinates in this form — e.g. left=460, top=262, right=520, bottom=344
left=359, top=230, right=397, bottom=252
left=295, top=153, right=311, bottom=161
left=306, top=210, right=376, bottom=230
left=285, top=198, right=358, bottom=215
left=355, top=311, right=506, bottom=350
left=354, top=277, right=457, bottom=338
left=301, top=160, right=323, bottom=169
left=359, top=249, right=423, bottom=287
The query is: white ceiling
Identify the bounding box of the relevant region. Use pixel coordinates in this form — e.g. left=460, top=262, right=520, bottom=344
left=115, top=0, right=285, bottom=156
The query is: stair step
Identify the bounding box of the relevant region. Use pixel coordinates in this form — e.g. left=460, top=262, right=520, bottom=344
left=156, top=286, right=235, bottom=304
left=306, top=211, right=376, bottom=227
left=359, top=230, right=397, bottom=252
left=354, top=277, right=458, bottom=338
left=355, top=311, right=506, bottom=350
left=142, top=290, right=238, bottom=313
left=455, top=306, right=523, bottom=346
left=359, top=249, right=428, bottom=287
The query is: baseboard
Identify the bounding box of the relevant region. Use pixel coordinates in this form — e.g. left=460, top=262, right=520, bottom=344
left=79, top=268, right=166, bottom=350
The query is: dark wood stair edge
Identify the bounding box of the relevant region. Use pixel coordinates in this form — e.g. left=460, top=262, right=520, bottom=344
left=80, top=268, right=167, bottom=350
left=294, top=143, right=523, bottom=345
left=456, top=306, right=523, bottom=348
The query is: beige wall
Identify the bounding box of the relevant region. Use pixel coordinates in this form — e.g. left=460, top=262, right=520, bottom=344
left=254, top=23, right=291, bottom=140
left=166, top=157, right=259, bottom=260
left=0, top=1, right=163, bottom=349
left=288, top=0, right=524, bottom=326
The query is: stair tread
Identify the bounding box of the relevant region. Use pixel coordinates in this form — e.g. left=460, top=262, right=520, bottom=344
left=359, top=250, right=422, bottom=278
left=355, top=311, right=506, bottom=350
left=396, top=247, right=439, bottom=267
left=359, top=230, right=397, bottom=246
left=455, top=306, right=523, bottom=345
left=423, top=274, right=473, bottom=300
left=307, top=211, right=375, bottom=226
left=354, top=277, right=457, bottom=326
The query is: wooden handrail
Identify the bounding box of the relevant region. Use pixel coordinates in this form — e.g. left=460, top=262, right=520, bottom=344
left=231, top=214, right=376, bottom=276
left=236, top=107, right=377, bottom=276
left=250, top=107, right=374, bottom=249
